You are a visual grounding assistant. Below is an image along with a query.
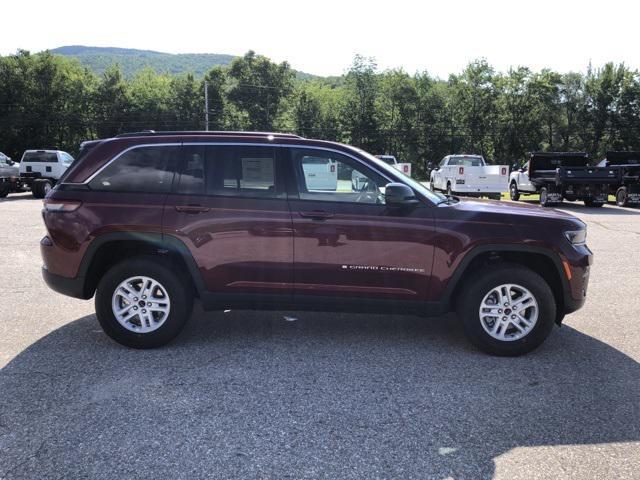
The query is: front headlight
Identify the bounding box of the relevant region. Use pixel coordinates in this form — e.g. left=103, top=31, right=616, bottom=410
left=565, top=229, right=587, bottom=245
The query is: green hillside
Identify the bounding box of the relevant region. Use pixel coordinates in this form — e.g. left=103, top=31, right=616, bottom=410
left=50, top=45, right=315, bottom=79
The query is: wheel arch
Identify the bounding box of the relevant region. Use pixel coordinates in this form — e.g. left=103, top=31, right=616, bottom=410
left=445, top=245, right=569, bottom=324
left=78, top=232, right=206, bottom=299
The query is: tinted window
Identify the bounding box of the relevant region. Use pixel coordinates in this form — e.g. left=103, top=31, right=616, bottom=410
left=291, top=148, right=387, bottom=204
left=176, top=146, right=206, bottom=195
left=174, top=145, right=282, bottom=198
left=208, top=146, right=280, bottom=197
left=23, top=151, right=57, bottom=163
left=89, top=146, right=178, bottom=193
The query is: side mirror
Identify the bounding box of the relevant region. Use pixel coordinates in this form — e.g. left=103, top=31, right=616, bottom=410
left=385, top=183, right=420, bottom=207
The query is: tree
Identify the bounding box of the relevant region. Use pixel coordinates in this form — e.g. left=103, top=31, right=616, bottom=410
left=341, top=55, right=381, bottom=152
left=203, top=66, right=227, bottom=130
left=93, top=65, right=130, bottom=138
left=170, top=74, right=202, bottom=130
left=226, top=51, right=294, bottom=130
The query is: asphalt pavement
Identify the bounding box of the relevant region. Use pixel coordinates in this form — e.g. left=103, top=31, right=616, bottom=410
left=0, top=192, right=638, bottom=479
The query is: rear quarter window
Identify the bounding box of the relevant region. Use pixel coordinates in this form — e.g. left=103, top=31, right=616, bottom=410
left=89, top=146, right=179, bottom=193
left=22, top=152, right=58, bottom=163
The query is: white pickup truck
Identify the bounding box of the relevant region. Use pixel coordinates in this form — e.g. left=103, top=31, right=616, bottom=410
left=429, top=154, right=508, bottom=200
left=19, top=149, right=75, bottom=198
left=375, top=155, right=412, bottom=177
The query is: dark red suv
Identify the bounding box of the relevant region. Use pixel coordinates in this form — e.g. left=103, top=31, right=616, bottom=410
left=40, top=131, right=592, bottom=355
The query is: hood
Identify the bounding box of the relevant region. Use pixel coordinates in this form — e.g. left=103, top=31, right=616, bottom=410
left=449, top=197, right=584, bottom=227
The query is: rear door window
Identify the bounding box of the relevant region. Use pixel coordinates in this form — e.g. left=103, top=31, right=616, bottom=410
left=210, top=145, right=282, bottom=198
left=174, top=145, right=284, bottom=198
left=89, top=145, right=179, bottom=193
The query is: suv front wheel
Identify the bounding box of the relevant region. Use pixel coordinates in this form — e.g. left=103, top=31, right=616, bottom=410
left=95, top=256, right=193, bottom=348
left=456, top=264, right=556, bottom=356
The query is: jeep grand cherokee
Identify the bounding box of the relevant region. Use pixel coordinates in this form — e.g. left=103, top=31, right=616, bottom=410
left=40, top=131, right=592, bottom=355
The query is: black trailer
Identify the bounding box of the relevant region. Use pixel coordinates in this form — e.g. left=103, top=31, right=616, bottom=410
left=597, top=151, right=640, bottom=207
left=528, top=152, right=619, bottom=207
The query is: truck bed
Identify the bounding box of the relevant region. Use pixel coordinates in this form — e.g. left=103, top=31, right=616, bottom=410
left=528, top=152, right=618, bottom=186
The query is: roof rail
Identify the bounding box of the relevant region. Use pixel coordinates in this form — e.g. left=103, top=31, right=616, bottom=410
left=115, top=130, right=303, bottom=139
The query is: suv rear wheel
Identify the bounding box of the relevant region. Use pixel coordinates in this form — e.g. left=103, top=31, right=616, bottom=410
left=95, top=256, right=193, bottom=348
left=456, top=264, right=556, bottom=356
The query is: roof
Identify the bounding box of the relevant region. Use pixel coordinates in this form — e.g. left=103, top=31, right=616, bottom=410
left=530, top=151, right=588, bottom=159
left=605, top=151, right=640, bottom=161
left=114, top=130, right=303, bottom=139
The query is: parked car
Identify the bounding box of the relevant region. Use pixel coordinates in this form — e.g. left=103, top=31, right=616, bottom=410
left=510, top=152, right=618, bottom=207
left=429, top=154, right=508, bottom=200
left=18, top=149, right=75, bottom=198
left=40, top=131, right=592, bottom=356
left=595, top=151, right=640, bottom=207
left=0, top=156, right=22, bottom=198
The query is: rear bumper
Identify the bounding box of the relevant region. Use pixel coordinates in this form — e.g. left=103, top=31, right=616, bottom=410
left=42, top=267, right=88, bottom=299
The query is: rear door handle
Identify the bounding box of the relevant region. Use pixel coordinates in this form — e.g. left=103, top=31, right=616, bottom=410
left=175, top=205, right=210, bottom=214
left=299, top=210, right=333, bottom=220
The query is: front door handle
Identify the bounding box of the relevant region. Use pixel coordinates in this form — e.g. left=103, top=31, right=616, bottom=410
left=175, top=205, right=210, bottom=214
left=299, top=210, right=333, bottom=220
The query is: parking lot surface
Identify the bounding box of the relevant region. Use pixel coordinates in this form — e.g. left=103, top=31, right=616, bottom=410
left=0, top=193, right=638, bottom=479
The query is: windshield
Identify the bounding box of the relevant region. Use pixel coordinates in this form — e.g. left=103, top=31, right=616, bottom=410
left=354, top=148, right=446, bottom=204
left=449, top=156, right=483, bottom=166
left=377, top=156, right=396, bottom=165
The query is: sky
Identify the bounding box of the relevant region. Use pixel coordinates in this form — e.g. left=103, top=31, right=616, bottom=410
left=2, top=0, right=639, bottom=78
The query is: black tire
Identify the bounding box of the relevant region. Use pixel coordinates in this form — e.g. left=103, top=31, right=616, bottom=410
left=0, top=184, right=9, bottom=198
left=563, top=194, right=577, bottom=202
left=456, top=263, right=557, bottom=356
left=509, top=182, right=520, bottom=201
left=40, top=180, right=52, bottom=197
left=539, top=187, right=552, bottom=207
left=31, top=181, right=43, bottom=198
left=583, top=198, right=604, bottom=208
left=95, top=256, right=194, bottom=348
left=616, top=187, right=628, bottom=207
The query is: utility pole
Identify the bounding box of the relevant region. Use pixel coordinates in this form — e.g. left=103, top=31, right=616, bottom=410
left=204, top=80, right=209, bottom=131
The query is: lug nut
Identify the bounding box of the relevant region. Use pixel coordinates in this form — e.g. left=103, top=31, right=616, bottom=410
left=147, top=302, right=152, bottom=306
left=142, top=296, right=146, bottom=299
left=134, top=306, right=138, bottom=310
left=502, top=316, right=507, bottom=321
left=498, top=309, right=503, bottom=313
left=142, top=309, right=147, bottom=314
left=511, top=315, right=516, bottom=319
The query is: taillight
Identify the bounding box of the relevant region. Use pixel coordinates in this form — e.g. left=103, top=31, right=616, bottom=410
left=459, top=166, right=464, bottom=175
left=43, top=200, right=82, bottom=212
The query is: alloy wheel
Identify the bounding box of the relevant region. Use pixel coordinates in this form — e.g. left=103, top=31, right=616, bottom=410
left=478, top=283, right=539, bottom=341
left=111, top=276, right=171, bottom=333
